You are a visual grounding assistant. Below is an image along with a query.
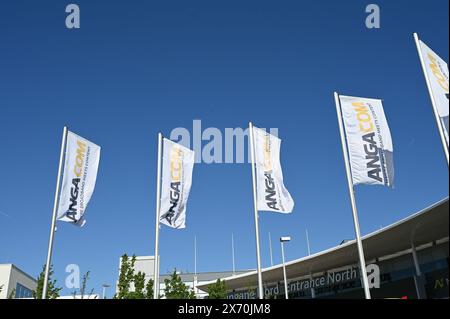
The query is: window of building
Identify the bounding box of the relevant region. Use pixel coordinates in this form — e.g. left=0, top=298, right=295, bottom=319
left=15, top=283, right=33, bottom=299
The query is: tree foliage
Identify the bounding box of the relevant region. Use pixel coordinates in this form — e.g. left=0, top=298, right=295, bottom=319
left=114, top=254, right=154, bottom=299
left=145, top=278, right=154, bottom=299
left=163, top=270, right=196, bottom=299
left=131, top=271, right=146, bottom=299
left=33, top=264, right=62, bottom=299
left=207, top=279, right=228, bottom=299
left=115, top=254, right=136, bottom=299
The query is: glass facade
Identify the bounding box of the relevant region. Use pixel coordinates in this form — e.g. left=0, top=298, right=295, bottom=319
left=15, top=283, right=33, bottom=299
left=227, top=241, right=449, bottom=299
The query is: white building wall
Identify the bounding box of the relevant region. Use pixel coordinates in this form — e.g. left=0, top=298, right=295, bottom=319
left=0, top=264, right=12, bottom=299
left=0, top=264, right=37, bottom=299
left=115, top=256, right=236, bottom=299
left=116, top=256, right=156, bottom=294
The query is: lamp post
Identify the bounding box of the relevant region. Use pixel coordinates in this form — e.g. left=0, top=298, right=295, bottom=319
left=102, top=284, right=110, bottom=299
left=280, top=236, right=291, bottom=299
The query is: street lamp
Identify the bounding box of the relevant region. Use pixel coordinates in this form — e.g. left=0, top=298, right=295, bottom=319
left=102, top=283, right=110, bottom=299
left=280, top=236, right=291, bottom=299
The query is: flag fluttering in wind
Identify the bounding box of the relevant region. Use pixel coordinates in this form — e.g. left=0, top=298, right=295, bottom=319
left=43, top=127, right=101, bottom=299
left=414, top=34, right=449, bottom=160
left=248, top=123, right=294, bottom=299
left=153, top=134, right=195, bottom=299
left=333, top=93, right=395, bottom=299
left=57, top=131, right=101, bottom=226
left=159, top=138, right=195, bottom=229
left=253, top=126, right=294, bottom=213
left=339, top=95, right=394, bottom=188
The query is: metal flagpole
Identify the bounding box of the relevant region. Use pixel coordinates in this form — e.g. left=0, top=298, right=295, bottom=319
left=194, top=235, right=197, bottom=276
left=268, top=232, right=274, bottom=266
left=153, top=133, right=163, bottom=299
left=42, top=126, right=68, bottom=299
left=280, top=241, right=288, bottom=299
left=231, top=233, right=236, bottom=275
left=305, top=229, right=311, bottom=256
left=249, top=122, right=264, bottom=299
left=334, top=92, right=372, bottom=299
left=413, top=33, right=449, bottom=166
left=194, top=235, right=198, bottom=297
left=411, top=242, right=425, bottom=299
left=305, top=229, right=316, bottom=298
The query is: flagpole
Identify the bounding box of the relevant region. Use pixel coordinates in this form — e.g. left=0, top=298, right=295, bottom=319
left=268, top=232, right=274, bottom=266
left=194, top=235, right=198, bottom=296
left=249, top=122, right=264, bottom=299
left=334, top=92, right=371, bottom=299
left=413, top=33, right=449, bottom=166
left=153, top=133, right=163, bottom=299
left=194, top=235, right=197, bottom=276
left=305, top=229, right=316, bottom=298
left=305, top=229, right=311, bottom=256
left=42, top=126, right=68, bottom=299
left=231, top=233, right=236, bottom=275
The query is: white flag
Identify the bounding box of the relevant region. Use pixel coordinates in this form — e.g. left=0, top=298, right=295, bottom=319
left=253, top=127, right=294, bottom=213
left=159, top=138, right=195, bottom=229
left=418, top=40, right=449, bottom=146
left=339, top=95, right=394, bottom=187
left=57, top=131, right=101, bottom=226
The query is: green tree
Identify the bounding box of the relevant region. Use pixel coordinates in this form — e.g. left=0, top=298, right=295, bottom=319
left=145, top=278, right=154, bottom=299
left=114, top=254, right=155, bottom=299
left=115, top=254, right=137, bottom=299
left=207, top=279, right=228, bottom=299
left=130, top=271, right=146, bottom=299
left=164, top=270, right=196, bottom=299
left=33, top=264, right=62, bottom=299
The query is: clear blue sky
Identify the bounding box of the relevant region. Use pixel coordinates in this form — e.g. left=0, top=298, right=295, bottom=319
left=0, top=1, right=448, bottom=297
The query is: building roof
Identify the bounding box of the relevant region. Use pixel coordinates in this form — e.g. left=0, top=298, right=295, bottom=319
left=159, top=270, right=251, bottom=282
left=0, top=264, right=37, bottom=284
left=197, top=198, right=449, bottom=292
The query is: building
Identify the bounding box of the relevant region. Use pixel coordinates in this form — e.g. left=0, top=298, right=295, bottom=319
left=115, top=255, right=156, bottom=296
left=159, top=271, right=249, bottom=299
left=57, top=294, right=100, bottom=299
left=116, top=255, right=249, bottom=298
left=0, top=264, right=37, bottom=299
left=197, top=198, right=449, bottom=299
